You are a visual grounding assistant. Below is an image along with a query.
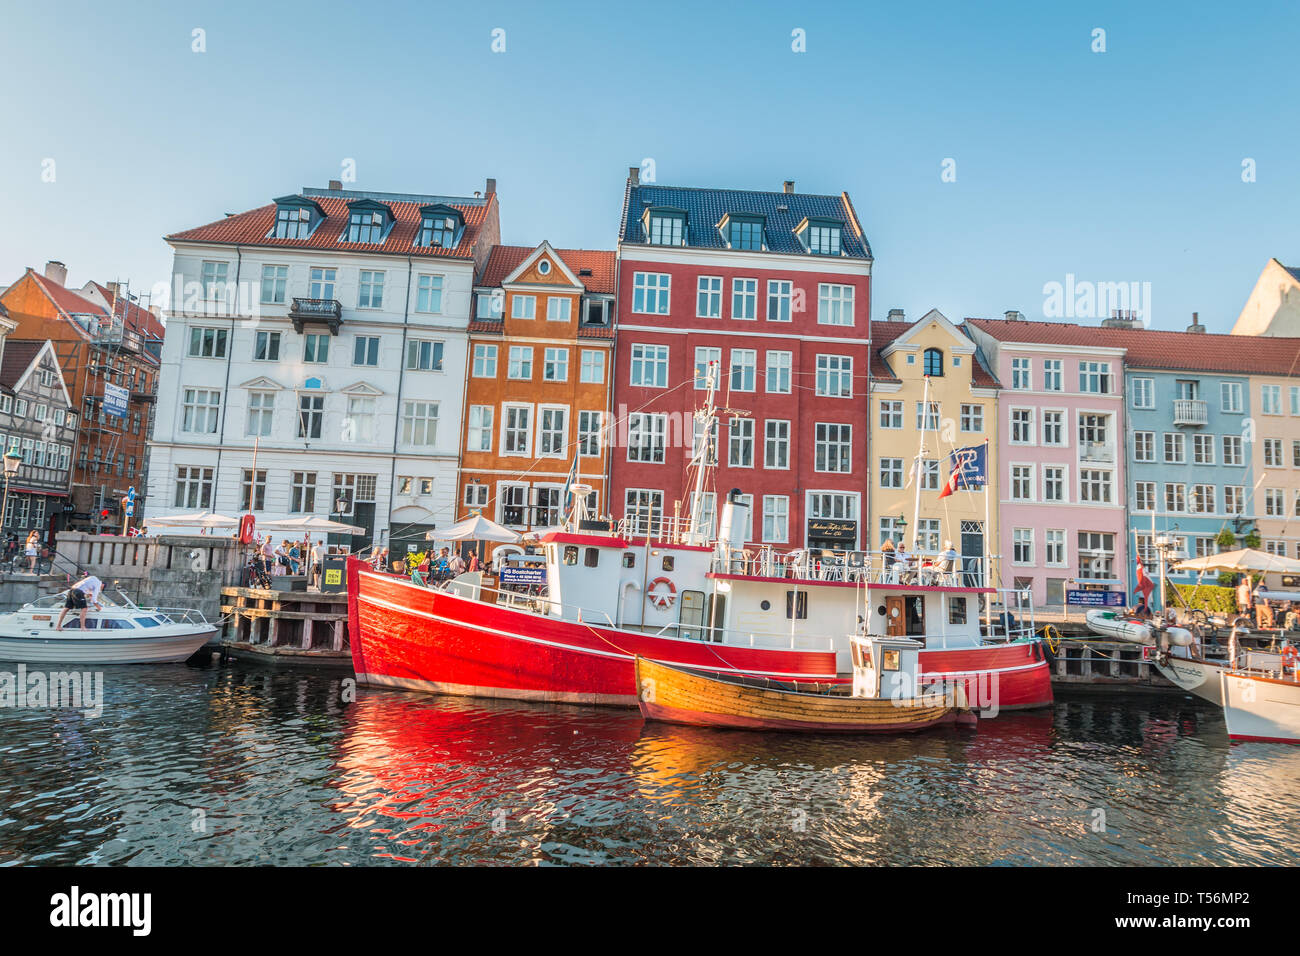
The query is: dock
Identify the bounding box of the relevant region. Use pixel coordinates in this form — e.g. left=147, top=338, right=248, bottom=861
left=219, top=587, right=353, bottom=667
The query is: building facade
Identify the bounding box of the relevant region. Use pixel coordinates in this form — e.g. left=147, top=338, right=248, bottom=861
left=151, top=181, right=500, bottom=551
left=610, top=171, right=874, bottom=550
left=1249, top=369, right=1300, bottom=562
left=0, top=340, right=77, bottom=540
left=0, top=262, right=162, bottom=527
left=460, top=242, right=615, bottom=547
left=870, top=310, right=1000, bottom=585
left=966, top=316, right=1126, bottom=606
left=1232, top=258, right=1300, bottom=337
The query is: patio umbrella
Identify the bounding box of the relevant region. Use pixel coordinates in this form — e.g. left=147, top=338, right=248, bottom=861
left=144, top=510, right=240, bottom=528
left=1172, top=548, right=1300, bottom=575
left=259, top=515, right=366, bottom=535
left=425, top=513, right=520, bottom=543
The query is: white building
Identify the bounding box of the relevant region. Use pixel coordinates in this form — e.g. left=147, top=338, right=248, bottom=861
left=148, top=180, right=500, bottom=552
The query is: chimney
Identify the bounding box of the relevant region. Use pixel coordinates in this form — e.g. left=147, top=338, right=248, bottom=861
left=328, top=179, right=342, bottom=191
left=106, top=281, right=121, bottom=299
left=887, top=308, right=905, bottom=322
left=1101, top=308, right=1141, bottom=329
left=1005, top=310, right=1024, bottom=322
left=628, top=166, right=640, bottom=186
left=1186, top=311, right=1206, bottom=333
left=44, top=260, right=68, bottom=286
left=783, top=180, right=795, bottom=194
left=485, top=177, right=497, bottom=195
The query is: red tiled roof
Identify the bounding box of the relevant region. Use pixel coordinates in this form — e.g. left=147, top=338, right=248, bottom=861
left=478, top=245, right=616, bottom=294
left=27, top=269, right=106, bottom=323
left=166, top=192, right=494, bottom=259
left=88, top=281, right=165, bottom=340
left=965, top=317, right=1300, bottom=377
left=869, top=320, right=1000, bottom=389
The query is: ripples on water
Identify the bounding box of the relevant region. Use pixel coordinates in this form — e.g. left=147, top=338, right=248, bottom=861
left=0, top=659, right=1297, bottom=866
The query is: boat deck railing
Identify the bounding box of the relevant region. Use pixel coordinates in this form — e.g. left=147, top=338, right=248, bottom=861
left=714, top=545, right=983, bottom=589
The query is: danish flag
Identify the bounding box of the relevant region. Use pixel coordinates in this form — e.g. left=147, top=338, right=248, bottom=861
left=1134, top=557, right=1155, bottom=604
left=937, top=463, right=962, bottom=500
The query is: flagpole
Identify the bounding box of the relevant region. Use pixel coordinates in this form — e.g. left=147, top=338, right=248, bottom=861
left=983, top=437, right=992, bottom=635
left=912, top=375, right=930, bottom=551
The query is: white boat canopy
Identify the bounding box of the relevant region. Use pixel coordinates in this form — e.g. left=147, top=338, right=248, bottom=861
left=426, top=513, right=520, bottom=543
left=144, top=510, right=240, bottom=528
left=259, top=516, right=367, bottom=535
left=1172, top=548, right=1300, bottom=574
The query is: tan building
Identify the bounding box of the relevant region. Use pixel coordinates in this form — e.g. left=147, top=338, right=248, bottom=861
left=1232, top=258, right=1300, bottom=337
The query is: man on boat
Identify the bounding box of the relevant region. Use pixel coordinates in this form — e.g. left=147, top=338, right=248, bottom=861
left=55, top=574, right=105, bottom=630
left=1237, top=576, right=1254, bottom=617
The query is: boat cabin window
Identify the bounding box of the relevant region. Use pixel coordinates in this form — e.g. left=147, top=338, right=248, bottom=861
left=949, top=597, right=967, bottom=625
left=99, top=618, right=135, bottom=629
left=584, top=548, right=599, bottom=567
left=134, top=617, right=161, bottom=628
left=882, top=649, right=901, bottom=671
left=563, top=546, right=579, bottom=566
left=786, top=590, right=808, bottom=620
left=662, top=556, right=675, bottom=571
left=622, top=552, right=635, bottom=568
left=65, top=619, right=98, bottom=629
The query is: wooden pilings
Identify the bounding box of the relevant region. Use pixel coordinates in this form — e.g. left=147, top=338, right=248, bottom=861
left=220, top=587, right=352, bottom=666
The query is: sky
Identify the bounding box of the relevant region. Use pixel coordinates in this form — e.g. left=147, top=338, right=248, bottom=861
left=1, top=0, right=1297, bottom=332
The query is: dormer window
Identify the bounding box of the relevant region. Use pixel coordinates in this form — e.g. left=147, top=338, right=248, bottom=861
left=720, top=213, right=765, bottom=251
left=271, top=197, right=323, bottom=239
left=923, top=348, right=944, bottom=377
left=344, top=200, right=393, bottom=243
left=416, top=205, right=463, bottom=248
left=798, top=218, right=843, bottom=256
left=644, top=207, right=686, bottom=246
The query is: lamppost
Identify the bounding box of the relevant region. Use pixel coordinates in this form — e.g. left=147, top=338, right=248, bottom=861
left=894, top=513, right=908, bottom=545
left=0, top=450, right=23, bottom=533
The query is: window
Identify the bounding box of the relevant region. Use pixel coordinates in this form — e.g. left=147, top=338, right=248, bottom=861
left=1045, top=529, right=1066, bottom=567
left=728, top=218, right=764, bottom=250
left=814, top=423, right=851, bottom=473
left=960, top=404, right=984, bottom=433
left=274, top=205, right=312, bottom=239
left=1221, top=382, right=1243, bottom=413
left=463, top=482, right=488, bottom=509
left=246, top=390, right=274, bottom=437
left=358, top=271, right=384, bottom=308
left=406, top=339, right=444, bottom=371
left=502, top=405, right=531, bottom=455
left=1077, top=532, right=1115, bottom=579
left=539, top=407, right=568, bottom=457
left=728, top=418, right=754, bottom=467
left=290, top=472, right=317, bottom=513
left=173, top=466, right=214, bottom=509
left=578, top=411, right=603, bottom=457
left=923, top=349, right=944, bottom=377
left=1190, top=484, right=1215, bottom=514
left=1043, top=359, right=1063, bottom=392
left=1222, top=435, right=1244, bottom=466
left=697, top=277, right=722, bottom=318
left=201, top=260, right=229, bottom=303
left=1224, top=486, right=1245, bottom=514
left=416, top=275, right=443, bottom=313
left=1011, top=358, right=1031, bottom=390
left=767, top=280, right=792, bottom=322
left=1078, top=413, right=1109, bottom=449
left=629, top=344, right=668, bottom=388
left=1264, top=488, right=1285, bottom=517
left=303, top=333, right=329, bottom=364
left=632, top=273, right=671, bottom=314
left=418, top=214, right=457, bottom=248
left=815, top=355, right=852, bottom=398
left=921, top=459, right=940, bottom=491
left=1294, top=440, right=1300, bottom=467
left=1043, top=466, right=1065, bottom=502
left=1041, top=410, right=1064, bottom=446
left=916, top=402, right=939, bottom=432
left=473, top=344, right=498, bottom=378
left=240, top=469, right=267, bottom=511
left=296, top=393, right=323, bottom=439
left=1131, top=377, right=1154, bottom=408
left=1163, top=433, right=1186, bottom=464
left=254, top=330, right=281, bottom=361
left=1192, top=433, right=1215, bottom=465
left=1262, top=384, right=1282, bottom=415
left=1013, top=528, right=1034, bottom=566
left=625, top=489, right=665, bottom=537
left=1011, top=465, right=1034, bottom=501
left=511, top=294, right=536, bottom=320
left=762, top=496, right=789, bottom=543
left=1079, top=361, right=1111, bottom=394
left=181, top=388, right=221, bottom=434
left=764, top=420, right=790, bottom=469
left=187, top=326, right=228, bottom=359
left=309, top=267, right=336, bottom=300
left=1134, top=481, right=1156, bottom=511
left=466, top=406, right=494, bottom=452
left=1264, top=438, right=1284, bottom=467
left=351, top=335, right=380, bottom=367
left=401, top=401, right=439, bottom=446
left=1133, top=431, right=1155, bottom=462
left=1010, top=408, right=1034, bottom=444
left=260, top=265, right=288, bottom=304
left=627, top=413, right=667, bottom=463
left=730, top=349, right=756, bottom=391
left=347, top=210, right=386, bottom=243
left=1292, top=386, right=1300, bottom=416
left=344, top=396, right=376, bottom=442
left=880, top=457, right=904, bottom=489
left=546, top=297, right=570, bottom=322
left=1164, top=483, right=1186, bottom=513
left=579, top=349, right=605, bottom=384
left=731, top=278, right=758, bottom=320
left=543, top=348, right=569, bottom=382
left=508, top=346, right=533, bottom=380
left=1079, top=469, right=1112, bottom=504
left=648, top=214, right=684, bottom=246
left=817, top=284, right=854, bottom=326
left=806, top=224, right=841, bottom=256
left=765, top=351, right=791, bottom=393
left=477, top=291, right=503, bottom=319
left=880, top=401, right=903, bottom=429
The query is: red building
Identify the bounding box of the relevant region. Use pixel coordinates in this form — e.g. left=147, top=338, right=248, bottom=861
left=610, top=171, right=873, bottom=550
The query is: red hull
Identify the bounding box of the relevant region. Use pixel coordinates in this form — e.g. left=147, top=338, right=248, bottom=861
left=347, top=561, right=1054, bottom=712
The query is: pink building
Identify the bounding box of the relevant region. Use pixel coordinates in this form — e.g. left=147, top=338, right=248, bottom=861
left=966, top=316, right=1128, bottom=608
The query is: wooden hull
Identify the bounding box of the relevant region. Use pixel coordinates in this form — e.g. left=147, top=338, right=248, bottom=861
left=635, top=656, right=972, bottom=734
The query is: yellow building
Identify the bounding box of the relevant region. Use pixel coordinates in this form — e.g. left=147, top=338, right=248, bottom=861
left=869, top=309, right=1000, bottom=585
left=1250, top=370, right=1300, bottom=563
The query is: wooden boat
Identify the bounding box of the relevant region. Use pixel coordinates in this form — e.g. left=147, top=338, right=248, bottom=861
left=1221, top=668, right=1300, bottom=743
left=634, top=635, right=976, bottom=734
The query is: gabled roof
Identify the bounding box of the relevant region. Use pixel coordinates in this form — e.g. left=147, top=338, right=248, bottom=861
left=25, top=269, right=107, bottom=324
left=0, top=339, right=73, bottom=406
left=965, top=317, right=1300, bottom=377
left=621, top=183, right=871, bottom=259
left=870, top=316, right=1000, bottom=389
left=167, top=187, right=493, bottom=260
left=86, top=282, right=165, bottom=340
left=478, top=245, right=616, bottom=293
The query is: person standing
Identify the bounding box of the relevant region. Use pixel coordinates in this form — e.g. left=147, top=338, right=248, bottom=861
left=56, top=573, right=105, bottom=630
left=24, top=530, right=40, bottom=573
left=311, top=539, right=326, bottom=589
left=1236, top=575, right=1253, bottom=616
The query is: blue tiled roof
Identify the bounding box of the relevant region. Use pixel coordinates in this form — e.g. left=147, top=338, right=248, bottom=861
left=621, top=184, right=871, bottom=259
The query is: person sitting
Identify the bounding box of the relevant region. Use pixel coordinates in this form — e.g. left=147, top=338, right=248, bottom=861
left=1256, top=600, right=1276, bottom=630
left=56, top=574, right=104, bottom=630
left=935, top=540, right=959, bottom=585
left=893, top=544, right=912, bottom=583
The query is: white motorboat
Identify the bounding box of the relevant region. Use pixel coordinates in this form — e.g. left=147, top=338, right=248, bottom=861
left=0, top=591, right=218, bottom=664
left=1085, top=609, right=1193, bottom=647
left=1153, top=630, right=1281, bottom=707
left=1222, top=667, right=1300, bottom=744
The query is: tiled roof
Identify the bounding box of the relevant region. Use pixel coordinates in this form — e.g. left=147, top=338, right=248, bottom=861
left=88, top=281, right=165, bottom=340
left=621, top=183, right=871, bottom=259
left=965, top=317, right=1300, bottom=377
left=26, top=269, right=107, bottom=322
left=0, top=340, right=43, bottom=390
left=167, top=188, right=493, bottom=259
left=869, top=320, right=1001, bottom=389
left=477, top=245, right=616, bottom=294
left=1285, top=265, right=1300, bottom=284
left=466, top=316, right=614, bottom=339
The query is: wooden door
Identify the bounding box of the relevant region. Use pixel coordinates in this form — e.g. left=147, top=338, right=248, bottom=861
left=885, top=596, right=906, bottom=637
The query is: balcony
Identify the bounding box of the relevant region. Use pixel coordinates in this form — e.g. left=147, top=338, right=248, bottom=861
left=1172, top=398, right=1208, bottom=426
left=289, top=298, right=343, bottom=335
left=1079, top=442, right=1114, bottom=463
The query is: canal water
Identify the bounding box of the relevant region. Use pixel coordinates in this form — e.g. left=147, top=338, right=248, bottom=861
left=1, top=658, right=1297, bottom=866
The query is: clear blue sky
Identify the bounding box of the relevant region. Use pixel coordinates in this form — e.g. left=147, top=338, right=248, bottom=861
left=2, top=0, right=1296, bottom=332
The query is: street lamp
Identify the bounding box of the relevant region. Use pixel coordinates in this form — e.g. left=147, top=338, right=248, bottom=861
left=0, top=450, right=23, bottom=532
left=895, top=513, right=908, bottom=544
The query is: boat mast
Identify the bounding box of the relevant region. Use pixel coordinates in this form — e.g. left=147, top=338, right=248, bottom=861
left=911, top=374, right=931, bottom=551
left=686, top=360, right=719, bottom=546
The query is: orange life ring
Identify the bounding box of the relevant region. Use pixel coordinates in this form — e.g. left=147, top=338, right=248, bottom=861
left=1282, top=646, right=1298, bottom=669
left=646, top=576, right=677, bottom=610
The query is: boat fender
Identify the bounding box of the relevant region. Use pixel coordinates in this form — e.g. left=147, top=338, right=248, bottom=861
left=1039, top=639, right=1056, bottom=667
left=1165, top=627, right=1194, bottom=647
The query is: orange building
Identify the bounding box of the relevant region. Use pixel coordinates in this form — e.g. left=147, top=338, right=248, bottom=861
left=461, top=243, right=615, bottom=546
